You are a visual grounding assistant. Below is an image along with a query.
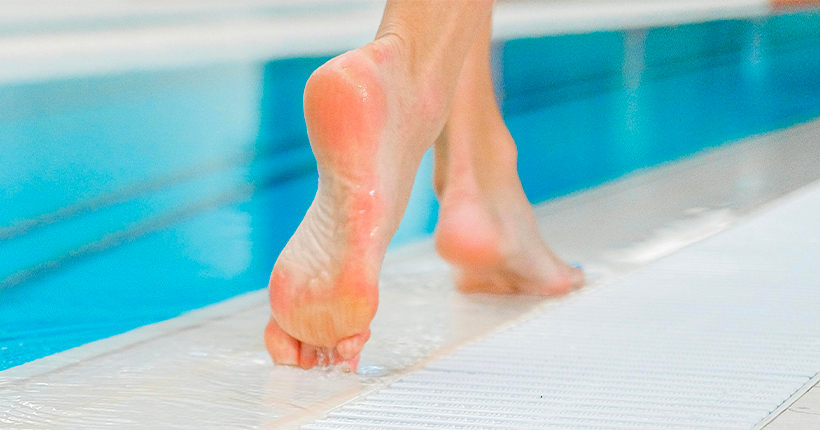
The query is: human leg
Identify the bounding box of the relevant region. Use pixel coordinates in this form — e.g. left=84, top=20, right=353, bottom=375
left=265, top=0, right=495, bottom=370
left=433, top=12, right=585, bottom=295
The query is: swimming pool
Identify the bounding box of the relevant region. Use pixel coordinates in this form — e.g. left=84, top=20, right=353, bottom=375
left=1, top=9, right=819, bottom=371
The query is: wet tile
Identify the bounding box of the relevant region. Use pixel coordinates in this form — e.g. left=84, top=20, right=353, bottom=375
left=765, top=409, right=820, bottom=430
left=789, top=386, right=820, bottom=416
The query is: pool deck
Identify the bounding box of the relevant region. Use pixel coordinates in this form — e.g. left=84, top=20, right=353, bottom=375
left=3, top=117, right=820, bottom=429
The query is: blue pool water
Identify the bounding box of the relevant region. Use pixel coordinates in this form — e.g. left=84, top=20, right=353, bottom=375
left=2, top=10, right=820, bottom=371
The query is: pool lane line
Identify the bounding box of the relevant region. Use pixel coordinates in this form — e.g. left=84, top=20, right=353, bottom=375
left=0, top=137, right=307, bottom=241
left=0, top=146, right=316, bottom=291
left=0, top=151, right=253, bottom=242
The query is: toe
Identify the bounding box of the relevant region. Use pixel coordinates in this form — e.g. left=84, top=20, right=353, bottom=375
left=343, top=353, right=361, bottom=372
left=336, top=328, right=371, bottom=360
left=265, top=318, right=300, bottom=366
left=569, top=266, right=586, bottom=289
left=299, top=343, right=319, bottom=369
left=266, top=314, right=373, bottom=370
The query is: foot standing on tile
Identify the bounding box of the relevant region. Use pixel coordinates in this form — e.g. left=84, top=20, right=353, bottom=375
left=265, top=0, right=584, bottom=370
left=433, top=11, right=584, bottom=296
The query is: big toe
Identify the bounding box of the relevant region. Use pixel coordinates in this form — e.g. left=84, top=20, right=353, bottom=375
left=336, top=329, right=371, bottom=360
left=536, top=263, right=586, bottom=296
left=569, top=265, right=586, bottom=289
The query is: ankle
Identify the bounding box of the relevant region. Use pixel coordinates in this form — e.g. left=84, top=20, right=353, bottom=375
left=372, top=32, right=451, bottom=126
left=445, top=121, right=519, bottom=185
left=368, top=31, right=408, bottom=67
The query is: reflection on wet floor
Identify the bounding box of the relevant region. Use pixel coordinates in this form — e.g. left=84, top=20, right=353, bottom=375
left=2, top=10, right=820, bottom=370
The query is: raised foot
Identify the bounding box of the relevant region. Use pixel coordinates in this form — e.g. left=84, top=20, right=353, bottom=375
left=266, top=37, right=437, bottom=370
left=266, top=48, right=388, bottom=370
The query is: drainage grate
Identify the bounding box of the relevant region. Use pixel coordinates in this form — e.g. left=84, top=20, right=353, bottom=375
left=304, top=183, right=820, bottom=430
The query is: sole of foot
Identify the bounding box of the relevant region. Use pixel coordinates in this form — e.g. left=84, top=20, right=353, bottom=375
left=266, top=36, right=442, bottom=370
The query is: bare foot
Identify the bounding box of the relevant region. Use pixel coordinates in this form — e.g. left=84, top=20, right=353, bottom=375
left=265, top=36, right=446, bottom=369
left=434, top=122, right=584, bottom=295
left=433, top=16, right=584, bottom=295
left=434, top=113, right=585, bottom=295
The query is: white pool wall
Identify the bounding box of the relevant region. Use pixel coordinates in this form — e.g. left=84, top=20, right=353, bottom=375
left=0, top=0, right=770, bottom=85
